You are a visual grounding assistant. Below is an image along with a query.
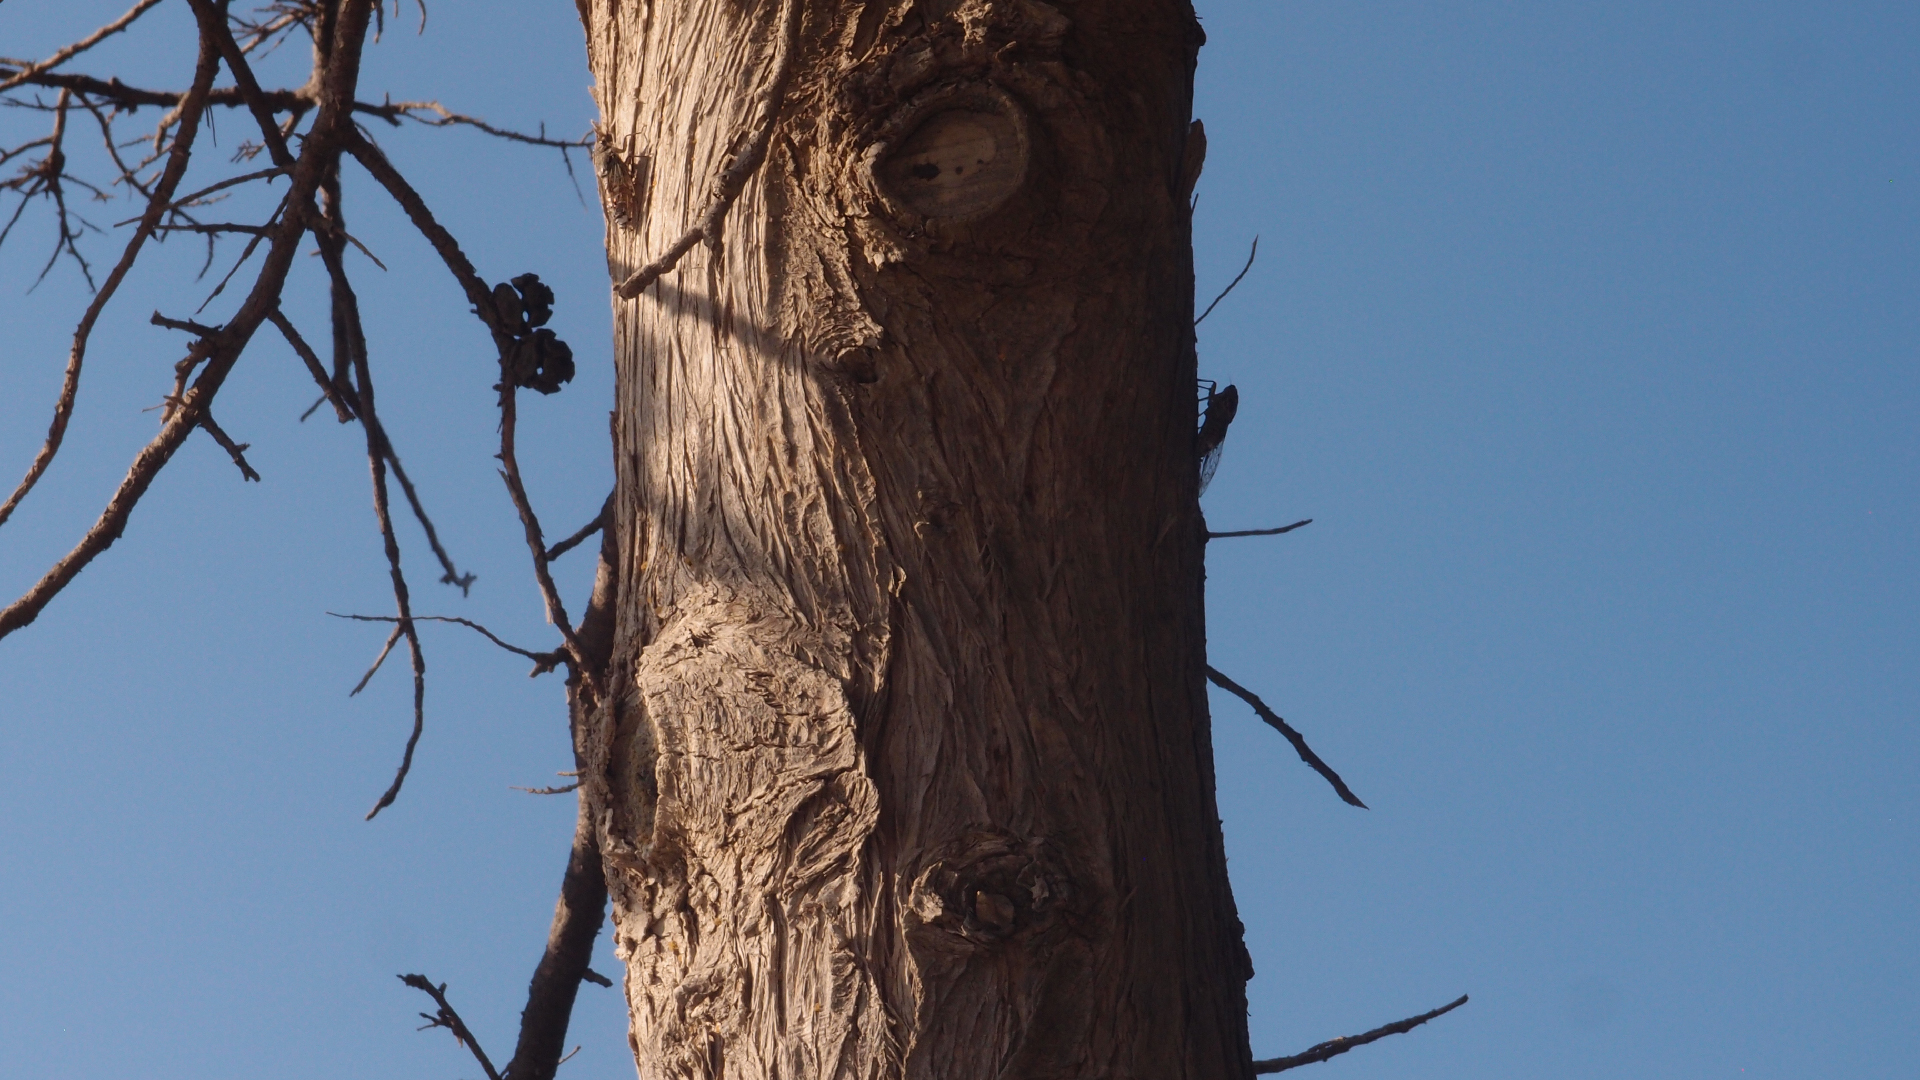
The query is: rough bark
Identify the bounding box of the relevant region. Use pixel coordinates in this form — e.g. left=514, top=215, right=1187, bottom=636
left=577, top=1, right=1251, bottom=1076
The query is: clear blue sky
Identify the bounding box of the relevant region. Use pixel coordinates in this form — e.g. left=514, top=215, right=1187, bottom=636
left=2, top=2, right=1914, bottom=1077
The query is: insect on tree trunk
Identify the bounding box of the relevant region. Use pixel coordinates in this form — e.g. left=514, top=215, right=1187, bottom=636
left=575, top=0, right=1252, bottom=1075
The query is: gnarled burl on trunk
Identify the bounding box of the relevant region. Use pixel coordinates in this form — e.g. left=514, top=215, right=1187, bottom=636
left=576, top=0, right=1252, bottom=1075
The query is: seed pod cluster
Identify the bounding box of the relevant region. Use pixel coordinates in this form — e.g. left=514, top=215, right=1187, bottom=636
left=493, top=273, right=575, bottom=395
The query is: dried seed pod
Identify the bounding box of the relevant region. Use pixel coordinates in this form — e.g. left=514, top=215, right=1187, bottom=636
left=492, top=281, right=526, bottom=336
left=512, top=273, right=555, bottom=328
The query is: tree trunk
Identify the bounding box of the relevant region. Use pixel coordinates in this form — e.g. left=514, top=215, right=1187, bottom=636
left=576, top=1, right=1252, bottom=1076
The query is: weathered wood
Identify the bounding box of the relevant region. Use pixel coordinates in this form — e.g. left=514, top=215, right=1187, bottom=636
left=578, top=0, right=1251, bottom=1075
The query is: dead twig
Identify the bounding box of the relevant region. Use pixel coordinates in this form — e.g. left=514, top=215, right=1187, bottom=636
left=1209, top=518, right=1311, bottom=539
left=1205, top=665, right=1368, bottom=809
left=512, top=780, right=582, bottom=795
left=398, top=974, right=503, bottom=1080
left=0, top=1, right=380, bottom=640
left=267, top=306, right=356, bottom=422
left=328, top=612, right=560, bottom=671
left=543, top=498, right=609, bottom=562
left=343, top=129, right=592, bottom=687
left=197, top=410, right=260, bottom=481
left=614, top=0, right=801, bottom=299
left=1252, top=994, right=1468, bottom=1074
left=0, top=0, right=167, bottom=95
left=1195, top=235, right=1257, bottom=327
left=0, top=31, right=219, bottom=534
left=349, top=624, right=403, bottom=696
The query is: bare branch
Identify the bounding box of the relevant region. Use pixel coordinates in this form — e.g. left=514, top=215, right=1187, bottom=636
left=502, top=523, right=618, bottom=1080
left=512, top=781, right=582, bottom=795
left=0, top=30, right=221, bottom=533
left=349, top=624, right=403, bottom=696
left=328, top=612, right=557, bottom=668
left=309, top=178, right=432, bottom=822
left=1205, top=665, right=1368, bottom=809
left=369, top=98, right=590, bottom=150
left=614, top=0, right=801, bottom=299
left=118, top=165, right=288, bottom=222
left=398, top=974, right=503, bottom=1080
left=1252, top=994, right=1468, bottom=1074
left=0, top=0, right=167, bottom=95
left=267, top=306, right=356, bottom=422
left=1209, top=518, right=1311, bottom=540
left=340, top=129, right=508, bottom=336
left=197, top=410, right=261, bottom=482
left=0, top=0, right=381, bottom=640
left=1195, top=235, right=1257, bottom=327
left=186, top=0, right=295, bottom=168
left=543, top=498, right=609, bottom=562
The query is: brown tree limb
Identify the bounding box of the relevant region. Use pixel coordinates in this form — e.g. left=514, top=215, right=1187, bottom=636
left=501, top=509, right=618, bottom=1080
left=197, top=410, right=260, bottom=481
left=185, top=0, right=295, bottom=168
left=500, top=799, right=609, bottom=1080
left=0, top=0, right=379, bottom=641
left=496, top=383, right=592, bottom=688
left=542, top=497, right=608, bottom=562
left=1209, top=518, right=1312, bottom=539
left=399, top=974, right=504, bottom=1080
left=307, top=172, right=432, bottom=821
left=267, top=306, right=356, bottom=422
left=0, top=0, right=166, bottom=95
left=340, top=129, right=593, bottom=683
left=1252, top=994, right=1468, bottom=1074
left=339, top=129, right=510, bottom=339
left=0, top=36, right=218, bottom=530
left=613, top=0, right=801, bottom=299
left=328, top=612, right=560, bottom=672
left=1205, top=665, right=1368, bottom=809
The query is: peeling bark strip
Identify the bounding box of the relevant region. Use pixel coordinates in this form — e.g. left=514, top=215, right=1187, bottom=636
left=581, top=1, right=1250, bottom=1076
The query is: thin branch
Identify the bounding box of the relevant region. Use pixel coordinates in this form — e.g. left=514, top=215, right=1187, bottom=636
left=1195, top=235, right=1257, bottom=327
left=349, top=624, right=403, bottom=696
left=512, top=780, right=581, bottom=795
left=1205, top=665, right=1368, bottom=809
left=398, top=974, right=503, bottom=1080
left=0, top=0, right=167, bottom=95
left=311, top=177, right=431, bottom=822
left=197, top=410, right=260, bottom=481
left=188, top=0, right=295, bottom=167
left=496, top=383, right=590, bottom=679
left=150, top=310, right=222, bottom=336
left=267, top=306, right=355, bottom=422
left=614, top=0, right=801, bottom=299
left=343, top=128, right=590, bottom=684
left=1209, top=518, right=1311, bottom=540
left=328, top=612, right=557, bottom=668
left=378, top=431, right=474, bottom=594
left=371, top=98, right=590, bottom=149
left=0, top=0, right=380, bottom=640
left=501, top=508, right=618, bottom=1080
left=116, top=165, right=288, bottom=223
left=151, top=220, right=273, bottom=236
left=1252, top=994, right=1468, bottom=1075
left=0, top=30, right=220, bottom=533
left=340, top=129, right=507, bottom=335
left=543, top=499, right=608, bottom=562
